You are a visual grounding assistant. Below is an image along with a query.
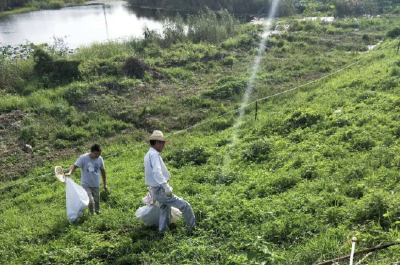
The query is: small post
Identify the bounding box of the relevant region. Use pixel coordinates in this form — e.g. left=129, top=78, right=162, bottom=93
left=255, top=100, right=258, bottom=121
left=349, top=237, right=357, bottom=265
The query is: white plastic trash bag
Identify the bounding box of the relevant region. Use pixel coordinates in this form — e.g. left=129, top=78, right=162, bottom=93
left=136, top=204, right=162, bottom=226
left=135, top=203, right=182, bottom=226
left=135, top=189, right=182, bottom=226
left=66, top=177, right=89, bottom=223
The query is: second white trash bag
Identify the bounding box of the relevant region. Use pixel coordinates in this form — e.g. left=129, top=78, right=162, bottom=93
left=66, top=177, right=89, bottom=223
left=135, top=189, right=182, bottom=226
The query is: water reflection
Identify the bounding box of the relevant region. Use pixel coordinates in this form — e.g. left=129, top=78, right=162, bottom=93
left=0, top=1, right=180, bottom=48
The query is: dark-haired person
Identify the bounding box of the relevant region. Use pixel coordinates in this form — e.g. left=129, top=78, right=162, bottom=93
left=144, top=130, right=195, bottom=235
left=66, top=144, right=108, bottom=215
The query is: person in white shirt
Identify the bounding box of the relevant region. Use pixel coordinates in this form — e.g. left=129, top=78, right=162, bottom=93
left=144, top=130, right=195, bottom=234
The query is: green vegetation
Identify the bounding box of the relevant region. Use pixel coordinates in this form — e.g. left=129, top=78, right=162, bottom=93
left=3, top=9, right=400, bottom=264
left=128, top=0, right=400, bottom=16
left=0, top=0, right=86, bottom=14
left=0, top=6, right=37, bottom=15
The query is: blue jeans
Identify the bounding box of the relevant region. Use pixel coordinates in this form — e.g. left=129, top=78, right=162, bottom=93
left=152, top=186, right=195, bottom=233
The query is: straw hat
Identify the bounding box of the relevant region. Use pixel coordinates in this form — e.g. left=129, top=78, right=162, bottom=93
left=146, top=130, right=168, bottom=143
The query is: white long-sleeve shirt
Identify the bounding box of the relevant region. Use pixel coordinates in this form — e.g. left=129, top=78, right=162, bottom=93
left=144, top=147, right=171, bottom=187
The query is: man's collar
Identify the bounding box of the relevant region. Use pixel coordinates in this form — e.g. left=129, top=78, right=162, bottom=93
left=150, top=147, right=160, bottom=154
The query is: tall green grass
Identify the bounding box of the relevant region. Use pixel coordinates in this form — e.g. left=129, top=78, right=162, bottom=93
left=3, top=40, right=400, bottom=264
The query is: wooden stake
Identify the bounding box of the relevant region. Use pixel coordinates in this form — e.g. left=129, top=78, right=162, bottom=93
left=314, top=242, right=400, bottom=265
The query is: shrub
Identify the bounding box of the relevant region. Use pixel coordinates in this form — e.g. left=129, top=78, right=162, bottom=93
left=63, top=82, right=91, bottom=103
left=183, top=95, right=212, bottom=108
left=55, top=126, right=90, bottom=141
left=185, top=62, right=204, bottom=71
left=352, top=135, right=376, bottom=151
left=285, top=109, right=322, bottom=130
left=187, top=9, right=239, bottom=44
left=387, top=27, right=400, bottom=38
left=19, top=126, right=37, bottom=146
left=352, top=192, right=389, bottom=224
left=242, top=139, right=273, bottom=162
left=121, top=56, right=149, bottom=79
left=211, top=76, right=247, bottom=99
left=0, top=60, right=33, bottom=93
left=166, top=146, right=210, bottom=168
left=221, top=34, right=253, bottom=51
left=270, top=174, right=301, bottom=194
left=33, top=48, right=80, bottom=84
left=79, top=58, right=121, bottom=80
left=52, top=59, right=81, bottom=83
left=221, top=56, right=237, bottom=67
left=47, top=0, right=66, bottom=9
left=33, top=48, right=54, bottom=76
left=206, top=117, right=234, bottom=131
left=53, top=139, right=70, bottom=149
left=163, top=68, right=193, bottom=81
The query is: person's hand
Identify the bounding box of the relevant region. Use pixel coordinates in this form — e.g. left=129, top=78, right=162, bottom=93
left=65, top=172, right=71, bottom=178
left=165, top=186, right=173, bottom=197
left=103, top=185, right=108, bottom=192
left=161, top=183, right=173, bottom=197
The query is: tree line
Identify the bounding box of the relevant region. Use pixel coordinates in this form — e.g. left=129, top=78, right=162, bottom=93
left=127, top=0, right=400, bottom=16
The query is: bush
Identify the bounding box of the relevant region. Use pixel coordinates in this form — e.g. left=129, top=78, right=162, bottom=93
left=221, top=34, right=253, bottom=51
left=52, top=59, right=81, bottom=83
left=221, top=56, right=237, bottom=67
left=121, top=56, right=148, bottom=79
left=166, top=146, right=210, bottom=168
left=55, top=126, right=90, bottom=141
left=206, top=117, right=234, bottom=131
left=164, top=68, right=193, bottom=81
left=187, top=9, right=239, bottom=44
left=211, top=76, right=247, bottom=99
left=53, top=139, right=70, bottom=149
left=270, top=174, right=301, bottom=194
left=33, top=48, right=54, bottom=76
left=0, top=59, right=33, bottom=93
left=285, top=109, right=322, bottom=130
left=242, top=139, right=273, bottom=162
left=185, top=62, right=204, bottom=71
left=183, top=95, right=212, bottom=108
left=63, top=82, right=91, bottom=103
left=47, top=0, right=66, bottom=9
left=387, top=27, right=400, bottom=38
left=352, top=135, right=376, bottom=151
left=352, top=192, right=389, bottom=224
left=19, top=126, right=37, bottom=146
left=79, top=58, right=121, bottom=80
left=33, top=48, right=80, bottom=84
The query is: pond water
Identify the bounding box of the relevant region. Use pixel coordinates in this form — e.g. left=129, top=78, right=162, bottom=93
left=0, top=0, right=177, bottom=48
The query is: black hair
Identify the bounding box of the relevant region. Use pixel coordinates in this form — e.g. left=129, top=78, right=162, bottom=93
left=91, top=144, right=102, bottom=152
left=150, top=140, right=157, bottom=146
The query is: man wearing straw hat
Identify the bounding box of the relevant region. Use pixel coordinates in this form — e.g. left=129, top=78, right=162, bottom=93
left=144, top=130, right=196, bottom=235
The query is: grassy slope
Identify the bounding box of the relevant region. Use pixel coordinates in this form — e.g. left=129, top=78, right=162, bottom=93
left=2, top=28, right=400, bottom=264
left=0, top=16, right=389, bottom=180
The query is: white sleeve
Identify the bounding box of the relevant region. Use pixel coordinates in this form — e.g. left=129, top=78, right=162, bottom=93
left=150, top=153, right=168, bottom=185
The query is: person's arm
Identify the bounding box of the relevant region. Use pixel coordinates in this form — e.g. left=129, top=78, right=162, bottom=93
left=151, top=153, right=173, bottom=197
left=65, top=165, right=78, bottom=178
left=66, top=156, right=83, bottom=178
left=101, top=168, right=107, bottom=192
